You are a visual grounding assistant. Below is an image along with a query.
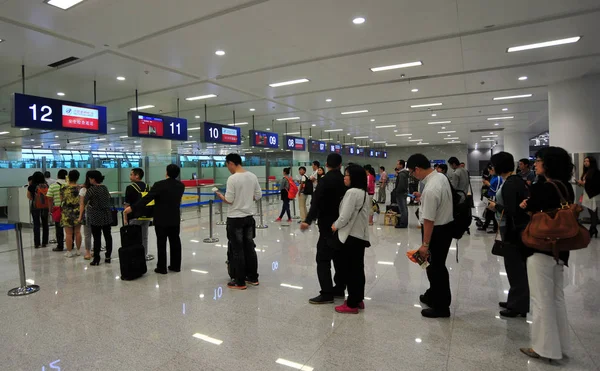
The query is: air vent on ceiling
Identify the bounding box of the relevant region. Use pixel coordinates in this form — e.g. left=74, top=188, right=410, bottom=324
left=48, top=56, right=79, bottom=68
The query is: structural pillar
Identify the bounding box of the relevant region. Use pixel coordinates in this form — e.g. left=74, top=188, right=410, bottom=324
left=548, top=74, right=600, bottom=153
left=503, top=132, right=530, bottom=161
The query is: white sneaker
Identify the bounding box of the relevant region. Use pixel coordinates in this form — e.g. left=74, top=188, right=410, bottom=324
left=75, top=249, right=81, bottom=256
left=64, top=251, right=74, bottom=258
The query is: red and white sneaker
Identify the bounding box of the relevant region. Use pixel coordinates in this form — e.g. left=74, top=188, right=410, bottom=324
left=287, top=219, right=292, bottom=223
left=275, top=218, right=282, bottom=222
left=335, top=302, right=359, bottom=314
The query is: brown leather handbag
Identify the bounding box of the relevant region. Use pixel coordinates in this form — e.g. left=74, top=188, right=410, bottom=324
left=522, top=181, right=590, bottom=261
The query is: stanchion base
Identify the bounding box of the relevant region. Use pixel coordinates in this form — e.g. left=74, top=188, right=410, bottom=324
left=146, top=255, right=155, bottom=261
left=216, top=221, right=226, bottom=225
left=256, top=225, right=268, bottom=229
left=8, top=285, right=40, bottom=297
left=203, top=237, right=219, bottom=243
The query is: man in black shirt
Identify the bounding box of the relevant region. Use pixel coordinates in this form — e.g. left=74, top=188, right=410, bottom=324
left=124, top=164, right=185, bottom=274
left=300, top=153, right=347, bottom=304
left=124, top=168, right=153, bottom=261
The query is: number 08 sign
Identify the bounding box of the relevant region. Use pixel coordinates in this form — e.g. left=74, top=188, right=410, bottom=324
left=13, top=93, right=108, bottom=134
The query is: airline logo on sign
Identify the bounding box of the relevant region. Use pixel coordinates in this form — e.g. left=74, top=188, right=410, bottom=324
left=222, top=128, right=239, bottom=143
left=62, top=105, right=99, bottom=130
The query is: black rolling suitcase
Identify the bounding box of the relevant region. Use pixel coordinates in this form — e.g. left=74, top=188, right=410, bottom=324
left=119, top=221, right=147, bottom=280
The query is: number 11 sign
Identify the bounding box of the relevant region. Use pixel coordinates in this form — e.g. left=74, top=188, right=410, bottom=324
left=127, top=111, right=188, bottom=141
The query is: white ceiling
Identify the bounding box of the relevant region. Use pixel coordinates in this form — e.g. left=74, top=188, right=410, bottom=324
left=0, top=0, right=599, bottom=154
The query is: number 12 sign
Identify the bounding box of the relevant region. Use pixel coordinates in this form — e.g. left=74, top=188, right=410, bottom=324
left=13, top=93, right=108, bottom=134
left=127, top=111, right=188, bottom=141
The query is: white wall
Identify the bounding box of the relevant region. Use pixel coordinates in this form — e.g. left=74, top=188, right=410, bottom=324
left=467, top=148, right=491, bottom=175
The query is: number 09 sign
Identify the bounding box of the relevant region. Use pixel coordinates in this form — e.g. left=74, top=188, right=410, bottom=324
left=13, top=93, right=108, bottom=134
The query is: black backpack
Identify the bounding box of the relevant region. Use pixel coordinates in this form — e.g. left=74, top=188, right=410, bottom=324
left=446, top=178, right=472, bottom=247
left=303, top=175, right=313, bottom=195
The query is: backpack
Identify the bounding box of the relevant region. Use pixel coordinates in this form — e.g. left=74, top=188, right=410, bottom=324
left=446, top=178, right=472, bottom=241
left=522, top=180, right=590, bottom=261
left=286, top=177, right=299, bottom=199
left=33, top=183, right=50, bottom=209
left=302, top=175, right=313, bottom=195
left=131, top=182, right=155, bottom=220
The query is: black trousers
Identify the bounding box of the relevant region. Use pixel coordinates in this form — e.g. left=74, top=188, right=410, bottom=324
left=421, top=223, right=453, bottom=311
left=91, top=225, right=112, bottom=259
left=316, top=228, right=346, bottom=298
left=339, top=237, right=366, bottom=308
left=155, top=225, right=181, bottom=272
left=226, top=216, right=258, bottom=285
left=501, top=231, right=530, bottom=313
left=55, top=223, right=64, bottom=250
left=279, top=199, right=291, bottom=220
left=31, top=209, right=49, bottom=247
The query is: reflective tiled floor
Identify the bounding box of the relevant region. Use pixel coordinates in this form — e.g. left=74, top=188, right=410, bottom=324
left=0, top=190, right=599, bottom=371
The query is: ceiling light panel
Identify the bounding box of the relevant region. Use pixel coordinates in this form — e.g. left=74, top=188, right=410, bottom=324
left=395, top=134, right=412, bottom=137
left=370, top=61, right=423, bottom=72
left=185, top=94, right=217, bottom=101
left=428, top=121, right=451, bottom=125
left=375, top=125, right=396, bottom=129
left=493, top=94, right=532, bottom=101
left=341, top=110, right=369, bottom=115
left=438, top=131, right=456, bottom=134
left=324, top=129, right=343, bottom=132
left=269, top=79, right=309, bottom=87
left=130, top=105, right=155, bottom=111
left=444, top=137, right=459, bottom=140
left=487, top=116, right=514, bottom=120
left=506, top=36, right=581, bottom=53
left=276, top=117, right=300, bottom=121
left=45, top=0, right=86, bottom=10
left=411, top=103, right=442, bottom=108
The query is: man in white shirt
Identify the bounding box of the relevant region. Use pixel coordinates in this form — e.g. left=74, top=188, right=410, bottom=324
left=216, top=153, right=263, bottom=290
left=309, top=160, right=320, bottom=188
left=408, top=153, right=454, bottom=318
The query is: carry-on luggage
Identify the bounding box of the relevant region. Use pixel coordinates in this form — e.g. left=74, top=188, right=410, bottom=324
left=118, top=244, right=147, bottom=280
left=118, top=216, right=146, bottom=280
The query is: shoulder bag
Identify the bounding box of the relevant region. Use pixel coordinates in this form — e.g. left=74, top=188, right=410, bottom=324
left=521, top=180, right=590, bottom=261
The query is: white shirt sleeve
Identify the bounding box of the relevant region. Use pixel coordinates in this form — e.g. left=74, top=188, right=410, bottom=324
left=421, top=191, right=440, bottom=223
left=224, top=176, right=235, bottom=203
left=253, top=175, right=262, bottom=201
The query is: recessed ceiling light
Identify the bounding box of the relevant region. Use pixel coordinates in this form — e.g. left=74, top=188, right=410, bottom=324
left=482, top=135, right=498, bottom=138
left=428, top=121, right=451, bottom=125
left=324, top=129, right=343, bottom=132
left=417, top=142, right=430, bottom=145
left=438, top=131, right=456, bottom=134
left=30, top=139, right=35, bottom=141
left=518, top=76, right=528, bottom=81
left=228, top=122, right=248, bottom=126
left=194, top=115, right=201, bottom=119
left=494, top=123, right=500, bottom=126
left=45, top=0, right=86, bottom=10
left=507, top=36, right=581, bottom=53
left=57, top=92, right=65, bottom=96
left=215, top=50, right=225, bottom=56
left=249, top=108, right=256, bottom=111
left=130, top=105, right=155, bottom=111
left=119, top=135, right=128, bottom=138
left=393, top=130, right=398, bottom=133
left=352, top=17, right=366, bottom=25
left=116, top=76, right=126, bottom=81
left=487, top=116, right=514, bottom=120
left=431, top=113, right=437, bottom=117
left=185, top=94, right=217, bottom=101
left=493, top=94, right=532, bottom=101
left=325, top=98, right=332, bottom=102
left=502, top=108, right=508, bottom=111
left=11, top=141, right=15, bottom=144
left=395, top=134, right=412, bottom=137
left=266, top=128, right=271, bottom=131
left=320, top=138, right=333, bottom=141
left=69, top=141, right=80, bottom=144
left=373, top=141, right=386, bottom=144
left=20, top=128, right=30, bottom=131
left=0, top=131, right=9, bottom=135
left=375, top=125, right=396, bottom=129
left=311, top=124, right=317, bottom=127
left=370, top=61, right=423, bottom=72
left=411, top=103, right=442, bottom=108
left=0, top=39, right=4, bottom=43
left=444, top=137, right=459, bottom=140
left=95, top=138, right=106, bottom=141
left=284, top=132, right=301, bottom=135
left=269, top=79, right=309, bottom=88
left=276, top=117, right=300, bottom=121
left=341, top=110, right=369, bottom=115
left=353, top=136, right=369, bottom=139
left=441, top=127, right=446, bottom=129
left=110, top=127, right=115, bottom=130
left=411, top=88, right=419, bottom=92
left=54, top=135, right=59, bottom=138
left=409, top=139, right=423, bottom=142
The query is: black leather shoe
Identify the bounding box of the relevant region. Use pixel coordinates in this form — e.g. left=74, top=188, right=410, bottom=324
left=90, top=259, right=100, bottom=266
left=419, top=294, right=433, bottom=307
left=168, top=266, right=180, bottom=272
left=499, top=301, right=508, bottom=309
left=421, top=308, right=450, bottom=318
left=309, top=295, right=334, bottom=304
left=154, top=268, right=168, bottom=275
left=52, top=247, right=64, bottom=252
left=395, top=225, right=408, bottom=229
left=105, top=258, right=111, bottom=264
left=500, top=309, right=527, bottom=318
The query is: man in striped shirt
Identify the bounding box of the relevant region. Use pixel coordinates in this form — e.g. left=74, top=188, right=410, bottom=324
left=47, top=169, right=67, bottom=251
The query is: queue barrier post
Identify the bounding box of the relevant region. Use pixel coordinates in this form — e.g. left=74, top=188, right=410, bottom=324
left=291, top=197, right=300, bottom=220
left=216, top=198, right=226, bottom=225
left=203, top=200, right=219, bottom=243
left=7, top=223, right=40, bottom=297
left=255, top=197, right=268, bottom=229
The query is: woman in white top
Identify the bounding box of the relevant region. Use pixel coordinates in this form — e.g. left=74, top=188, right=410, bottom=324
left=332, top=164, right=371, bottom=314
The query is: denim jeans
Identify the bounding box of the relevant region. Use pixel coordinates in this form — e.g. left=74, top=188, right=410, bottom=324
left=31, top=209, right=49, bottom=247
left=226, top=216, right=258, bottom=285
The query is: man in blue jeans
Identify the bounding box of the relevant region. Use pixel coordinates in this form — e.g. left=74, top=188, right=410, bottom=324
left=216, top=153, right=263, bottom=290
left=395, top=160, right=409, bottom=228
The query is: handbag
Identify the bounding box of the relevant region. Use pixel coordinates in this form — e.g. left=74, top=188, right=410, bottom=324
left=521, top=180, right=590, bottom=261
left=51, top=206, right=62, bottom=223
left=328, top=192, right=367, bottom=250
left=491, top=211, right=504, bottom=256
